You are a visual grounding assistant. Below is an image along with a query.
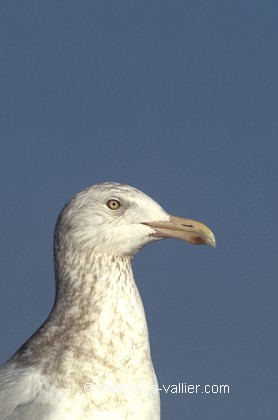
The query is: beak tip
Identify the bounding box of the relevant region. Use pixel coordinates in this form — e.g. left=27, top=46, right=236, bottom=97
left=209, top=233, right=216, bottom=248
left=193, top=234, right=216, bottom=248
left=211, top=240, right=216, bottom=248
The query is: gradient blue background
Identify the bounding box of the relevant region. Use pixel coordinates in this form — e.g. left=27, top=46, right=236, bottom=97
left=0, top=1, right=277, bottom=419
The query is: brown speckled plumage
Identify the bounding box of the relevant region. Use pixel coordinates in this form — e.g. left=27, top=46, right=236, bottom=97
left=0, top=182, right=215, bottom=419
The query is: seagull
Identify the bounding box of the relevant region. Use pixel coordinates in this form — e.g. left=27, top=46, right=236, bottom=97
left=0, top=182, right=215, bottom=419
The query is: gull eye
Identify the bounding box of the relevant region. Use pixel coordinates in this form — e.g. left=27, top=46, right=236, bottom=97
left=107, top=199, right=121, bottom=210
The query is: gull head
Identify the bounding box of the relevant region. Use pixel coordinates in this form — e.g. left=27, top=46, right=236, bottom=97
left=54, top=182, right=215, bottom=258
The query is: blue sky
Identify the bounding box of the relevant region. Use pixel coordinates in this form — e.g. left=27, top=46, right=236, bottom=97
left=0, top=1, right=277, bottom=419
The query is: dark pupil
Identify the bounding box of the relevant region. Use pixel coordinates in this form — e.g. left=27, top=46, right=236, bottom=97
left=110, top=200, right=118, bottom=208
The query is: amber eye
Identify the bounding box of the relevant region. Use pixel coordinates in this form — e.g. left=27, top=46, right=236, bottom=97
left=107, top=199, right=120, bottom=210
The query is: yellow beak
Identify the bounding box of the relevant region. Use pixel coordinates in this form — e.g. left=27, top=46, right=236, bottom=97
left=143, top=215, right=216, bottom=247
